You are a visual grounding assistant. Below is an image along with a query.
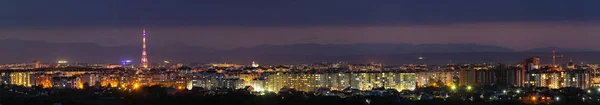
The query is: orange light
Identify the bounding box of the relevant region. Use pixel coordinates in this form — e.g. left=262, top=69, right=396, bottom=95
left=133, top=83, right=139, bottom=89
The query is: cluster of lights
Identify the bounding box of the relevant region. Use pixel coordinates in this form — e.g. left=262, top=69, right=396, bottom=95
left=58, top=61, right=68, bottom=64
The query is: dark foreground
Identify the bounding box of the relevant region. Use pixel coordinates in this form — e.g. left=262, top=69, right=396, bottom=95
left=1, top=85, right=599, bottom=105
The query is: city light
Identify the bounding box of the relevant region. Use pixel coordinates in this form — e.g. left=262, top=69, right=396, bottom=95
left=587, top=90, right=591, bottom=94
left=133, top=83, right=139, bottom=89
left=254, top=87, right=264, bottom=92
left=58, top=61, right=68, bottom=64
left=0, top=50, right=599, bottom=105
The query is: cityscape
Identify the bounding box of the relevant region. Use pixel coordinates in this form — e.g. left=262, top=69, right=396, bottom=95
left=3, top=0, right=600, bottom=105
left=1, top=29, right=600, bottom=105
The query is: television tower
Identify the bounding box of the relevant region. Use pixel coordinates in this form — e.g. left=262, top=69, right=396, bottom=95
left=141, top=28, right=148, bottom=68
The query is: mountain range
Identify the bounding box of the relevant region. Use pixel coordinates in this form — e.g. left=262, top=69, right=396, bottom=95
left=0, top=39, right=598, bottom=65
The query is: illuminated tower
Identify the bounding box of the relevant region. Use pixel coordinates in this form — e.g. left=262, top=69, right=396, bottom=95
left=141, top=28, right=149, bottom=68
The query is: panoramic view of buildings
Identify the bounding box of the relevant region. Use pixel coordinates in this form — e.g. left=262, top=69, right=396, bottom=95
left=3, top=0, right=600, bottom=105
left=0, top=29, right=600, bottom=105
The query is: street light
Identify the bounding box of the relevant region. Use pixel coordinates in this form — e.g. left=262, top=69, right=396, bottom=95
left=467, top=86, right=472, bottom=91
left=587, top=90, right=591, bottom=94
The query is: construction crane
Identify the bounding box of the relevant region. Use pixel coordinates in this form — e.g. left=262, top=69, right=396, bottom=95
left=533, top=49, right=564, bottom=67
left=551, top=50, right=564, bottom=66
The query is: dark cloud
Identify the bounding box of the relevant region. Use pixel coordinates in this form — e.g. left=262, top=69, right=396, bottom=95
left=1, top=0, right=599, bottom=28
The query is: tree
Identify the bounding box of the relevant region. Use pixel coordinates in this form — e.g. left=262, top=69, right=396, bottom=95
left=83, top=82, right=90, bottom=89
left=178, top=66, right=192, bottom=70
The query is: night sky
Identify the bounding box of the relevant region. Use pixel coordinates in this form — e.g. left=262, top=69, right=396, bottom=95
left=1, top=0, right=599, bottom=50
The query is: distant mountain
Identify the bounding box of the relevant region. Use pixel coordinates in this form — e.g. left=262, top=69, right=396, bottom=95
left=0, top=39, right=216, bottom=64
left=224, top=43, right=515, bottom=56
left=525, top=47, right=597, bottom=52
left=2, top=39, right=600, bottom=65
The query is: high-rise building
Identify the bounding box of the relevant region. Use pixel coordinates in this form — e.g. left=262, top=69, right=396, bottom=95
left=567, top=58, right=575, bottom=69
left=141, top=28, right=149, bottom=68
left=32, top=60, right=41, bottom=69
left=458, top=68, right=496, bottom=86
left=523, top=57, right=541, bottom=71
left=495, top=65, right=525, bottom=87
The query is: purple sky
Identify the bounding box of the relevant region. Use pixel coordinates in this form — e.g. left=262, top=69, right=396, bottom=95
left=2, top=21, right=599, bottom=50
left=1, top=0, right=599, bottom=50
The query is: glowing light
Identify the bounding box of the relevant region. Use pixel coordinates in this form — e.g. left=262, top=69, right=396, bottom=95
left=531, top=96, right=536, bottom=101
left=516, top=90, right=520, bottom=93
left=450, top=85, right=456, bottom=90
left=467, top=86, right=472, bottom=91
left=58, top=61, right=68, bottom=64
left=254, top=87, right=263, bottom=92
left=503, top=90, right=507, bottom=94
left=555, top=97, right=559, bottom=101
left=587, top=90, right=591, bottom=93
left=133, top=84, right=139, bottom=89
left=141, top=28, right=148, bottom=68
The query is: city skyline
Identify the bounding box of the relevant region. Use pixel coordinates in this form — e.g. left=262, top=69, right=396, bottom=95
left=3, top=0, right=600, bottom=105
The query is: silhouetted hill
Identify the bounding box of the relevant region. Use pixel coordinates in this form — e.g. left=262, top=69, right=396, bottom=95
left=0, top=39, right=216, bottom=64
left=1, top=39, right=600, bottom=65
left=224, top=43, right=515, bottom=56
left=525, top=47, right=597, bottom=52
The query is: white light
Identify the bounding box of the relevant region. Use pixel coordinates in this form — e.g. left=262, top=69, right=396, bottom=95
left=254, top=87, right=263, bottom=92
left=58, top=61, right=68, bottom=64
